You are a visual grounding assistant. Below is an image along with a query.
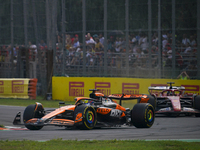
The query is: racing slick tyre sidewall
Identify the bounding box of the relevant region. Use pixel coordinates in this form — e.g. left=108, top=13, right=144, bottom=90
left=23, top=104, right=44, bottom=130
left=74, top=105, right=97, bottom=130
left=131, top=103, right=155, bottom=128
left=194, top=95, right=200, bottom=117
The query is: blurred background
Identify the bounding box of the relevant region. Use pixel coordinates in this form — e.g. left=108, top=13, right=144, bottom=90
left=0, top=0, right=199, bottom=96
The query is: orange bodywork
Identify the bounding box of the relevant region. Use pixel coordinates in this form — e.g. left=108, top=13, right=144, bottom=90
left=50, top=119, right=74, bottom=126
left=140, top=97, right=150, bottom=103
left=116, top=104, right=126, bottom=112
left=120, top=112, right=126, bottom=117
left=42, top=105, right=75, bottom=119
left=75, top=112, right=83, bottom=123
left=95, top=93, right=105, bottom=97
left=26, top=118, right=38, bottom=124
left=109, top=94, right=148, bottom=99
left=35, top=102, right=44, bottom=111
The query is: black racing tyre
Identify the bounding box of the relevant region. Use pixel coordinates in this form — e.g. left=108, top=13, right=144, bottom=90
left=138, top=95, right=156, bottom=109
left=74, top=105, right=97, bottom=130
left=147, top=95, right=156, bottom=109
left=194, top=95, right=200, bottom=117
left=131, top=103, right=155, bottom=128
left=194, top=95, right=200, bottom=110
left=195, top=113, right=200, bottom=117
left=23, top=104, right=44, bottom=130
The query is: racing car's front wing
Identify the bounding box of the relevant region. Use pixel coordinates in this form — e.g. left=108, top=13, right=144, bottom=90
left=156, top=107, right=200, bottom=114
left=13, top=112, right=83, bottom=127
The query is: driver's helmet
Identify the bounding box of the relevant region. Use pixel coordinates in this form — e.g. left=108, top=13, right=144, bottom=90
left=167, top=91, right=173, bottom=96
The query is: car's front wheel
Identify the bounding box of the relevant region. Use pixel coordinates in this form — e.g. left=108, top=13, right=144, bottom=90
left=194, top=95, right=200, bottom=117
left=131, top=103, right=155, bottom=128
left=74, top=105, right=97, bottom=130
left=23, top=104, right=44, bottom=130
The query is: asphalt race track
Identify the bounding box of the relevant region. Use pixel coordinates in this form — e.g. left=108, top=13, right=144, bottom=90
left=0, top=105, right=200, bottom=141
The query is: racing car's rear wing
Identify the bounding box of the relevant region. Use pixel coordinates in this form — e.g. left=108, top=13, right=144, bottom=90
left=148, top=86, right=185, bottom=95
left=108, top=94, right=149, bottom=105
left=148, top=86, right=185, bottom=91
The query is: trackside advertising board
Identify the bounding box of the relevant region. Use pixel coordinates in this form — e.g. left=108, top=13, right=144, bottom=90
left=0, top=78, right=29, bottom=99
left=52, top=77, right=200, bottom=101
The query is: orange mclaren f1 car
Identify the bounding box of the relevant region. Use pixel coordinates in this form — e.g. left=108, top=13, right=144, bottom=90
left=13, top=89, right=156, bottom=130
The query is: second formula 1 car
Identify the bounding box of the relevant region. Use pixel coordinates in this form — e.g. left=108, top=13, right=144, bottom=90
left=148, top=82, right=200, bottom=117
left=13, top=89, right=156, bottom=130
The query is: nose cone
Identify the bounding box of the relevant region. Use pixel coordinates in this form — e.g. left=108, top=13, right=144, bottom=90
left=169, top=96, right=181, bottom=111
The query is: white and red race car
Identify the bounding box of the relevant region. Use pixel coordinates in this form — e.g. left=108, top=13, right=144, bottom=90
left=148, top=82, right=200, bottom=117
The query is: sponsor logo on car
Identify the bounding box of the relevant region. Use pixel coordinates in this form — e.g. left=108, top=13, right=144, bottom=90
left=183, top=107, right=195, bottom=112
left=110, top=109, right=122, bottom=117
left=159, top=107, right=171, bottom=111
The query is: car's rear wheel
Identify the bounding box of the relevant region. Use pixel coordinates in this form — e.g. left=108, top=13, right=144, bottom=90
left=194, top=95, right=200, bottom=117
left=23, top=104, right=44, bottom=130
left=138, top=95, right=156, bottom=109
left=74, top=105, right=97, bottom=130
left=131, top=103, right=155, bottom=128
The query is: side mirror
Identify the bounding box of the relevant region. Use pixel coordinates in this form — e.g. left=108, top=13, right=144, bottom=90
left=59, top=102, right=65, bottom=107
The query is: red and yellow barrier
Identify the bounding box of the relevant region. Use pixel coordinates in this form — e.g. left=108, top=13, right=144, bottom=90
left=0, top=78, right=37, bottom=99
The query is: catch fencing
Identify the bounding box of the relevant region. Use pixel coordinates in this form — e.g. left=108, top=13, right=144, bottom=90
left=0, top=0, right=199, bottom=96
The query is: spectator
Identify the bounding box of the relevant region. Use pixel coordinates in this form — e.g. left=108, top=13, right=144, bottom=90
left=162, top=36, right=168, bottom=49
left=119, top=37, right=126, bottom=51
left=133, top=47, right=145, bottom=67
left=165, top=50, right=172, bottom=67
left=99, top=33, right=104, bottom=45
left=73, top=34, right=80, bottom=48
left=129, top=49, right=136, bottom=67
left=57, top=35, right=63, bottom=50
left=67, top=47, right=75, bottom=66
left=39, top=40, right=46, bottom=47
left=65, top=34, right=72, bottom=50
left=181, top=34, right=190, bottom=46
left=130, top=33, right=137, bottom=46
left=29, top=44, right=37, bottom=61
left=114, top=37, right=121, bottom=53
left=152, top=32, right=158, bottom=46
left=140, top=33, right=148, bottom=53
left=107, top=39, right=115, bottom=52
left=151, top=45, right=158, bottom=67
left=71, top=47, right=82, bottom=66
left=107, top=49, right=115, bottom=66
left=189, top=35, right=196, bottom=47
left=93, top=34, right=98, bottom=41
left=95, top=38, right=104, bottom=51
left=86, top=33, right=96, bottom=49
left=184, top=42, right=192, bottom=54
left=137, top=33, right=143, bottom=45
left=86, top=46, right=95, bottom=66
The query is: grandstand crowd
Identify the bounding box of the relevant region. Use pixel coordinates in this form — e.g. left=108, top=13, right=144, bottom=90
left=0, top=31, right=198, bottom=77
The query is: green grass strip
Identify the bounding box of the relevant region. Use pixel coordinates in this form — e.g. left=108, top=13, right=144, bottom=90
left=0, top=139, right=200, bottom=150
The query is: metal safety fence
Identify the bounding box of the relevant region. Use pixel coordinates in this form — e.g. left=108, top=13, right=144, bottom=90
left=0, top=0, right=200, bottom=96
